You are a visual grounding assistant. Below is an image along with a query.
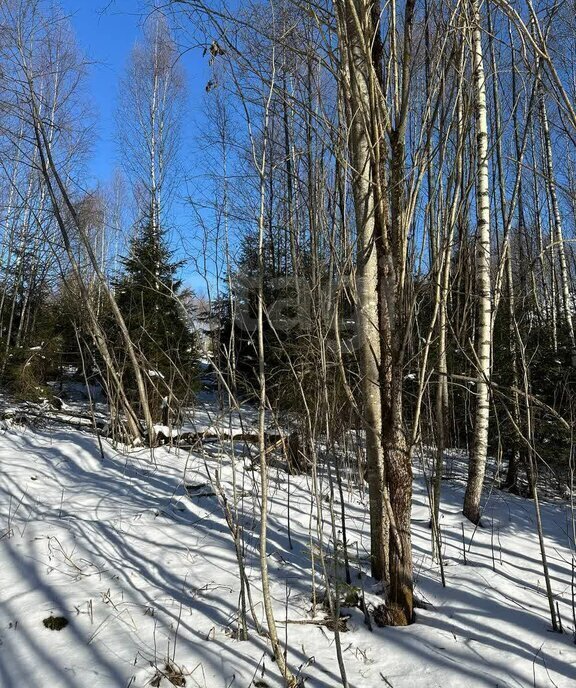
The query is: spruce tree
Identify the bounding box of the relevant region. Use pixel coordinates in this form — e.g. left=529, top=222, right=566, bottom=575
left=113, top=216, right=197, bottom=420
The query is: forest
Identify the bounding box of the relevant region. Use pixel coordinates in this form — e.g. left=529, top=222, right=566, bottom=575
left=0, top=1, right=575, bottom=687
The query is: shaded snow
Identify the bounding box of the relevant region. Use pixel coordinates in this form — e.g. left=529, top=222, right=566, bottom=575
left=0, top=413, right=575, bottom=687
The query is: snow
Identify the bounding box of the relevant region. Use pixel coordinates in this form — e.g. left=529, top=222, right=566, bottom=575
left=148, top=370, right=165, bottom=380
left=0, top=408, right=575, bottom=687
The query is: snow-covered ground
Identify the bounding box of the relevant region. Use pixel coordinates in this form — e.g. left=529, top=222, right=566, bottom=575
left=0, top=403, right=575, bottom=687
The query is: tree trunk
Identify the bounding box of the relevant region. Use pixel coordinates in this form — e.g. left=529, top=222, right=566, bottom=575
left=539, top=90, right=576, bottom=366
left=337, top=0, right=388, bottom=582
left=463, top=0, right=492, bottom=525
left=337, top=0, right=414, bottom=624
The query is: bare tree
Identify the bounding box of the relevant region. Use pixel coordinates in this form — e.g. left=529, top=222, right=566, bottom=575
left=0, top=0, right=155, bottom=442
left=117, top=13, right=185, bottom=238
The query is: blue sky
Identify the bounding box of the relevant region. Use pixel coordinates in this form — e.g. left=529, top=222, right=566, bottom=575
left=61, top=0, right=208, bottom=185
left=62, top=0, right=144, bottom=184
left=60, top=0, right=213, bottom=293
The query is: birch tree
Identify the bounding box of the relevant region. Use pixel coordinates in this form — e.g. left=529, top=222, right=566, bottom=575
left=0, top=0, right=155, bottom=443
left=117, top=14, right=185, bottom=236
left=463, top=0, right=492, bottom=525
left=336, top=0, right=416, bottom=625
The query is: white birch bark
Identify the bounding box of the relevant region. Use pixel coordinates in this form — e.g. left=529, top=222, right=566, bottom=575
left=539, top=92, right=576, bottom=366
left=336, top=0, right=387, bottom=582
left=463, top=0, right=492, bottom=525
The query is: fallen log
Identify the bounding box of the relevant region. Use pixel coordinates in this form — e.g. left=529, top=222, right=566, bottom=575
left=1, top=404, right=108, bottom=430
left=160, top=429, right=285, bottom=451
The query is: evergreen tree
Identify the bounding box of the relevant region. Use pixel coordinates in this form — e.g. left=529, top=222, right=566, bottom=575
left=113, top=217, right=197, bottom=420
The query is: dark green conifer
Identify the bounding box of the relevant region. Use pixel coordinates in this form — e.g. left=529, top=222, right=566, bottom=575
left=114, top=215, right=197, bottom=419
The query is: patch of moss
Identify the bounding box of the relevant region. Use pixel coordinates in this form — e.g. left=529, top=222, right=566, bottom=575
left=42, top=615, right=68, bottom=631
left=341, top=586, right=360, bottom=608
